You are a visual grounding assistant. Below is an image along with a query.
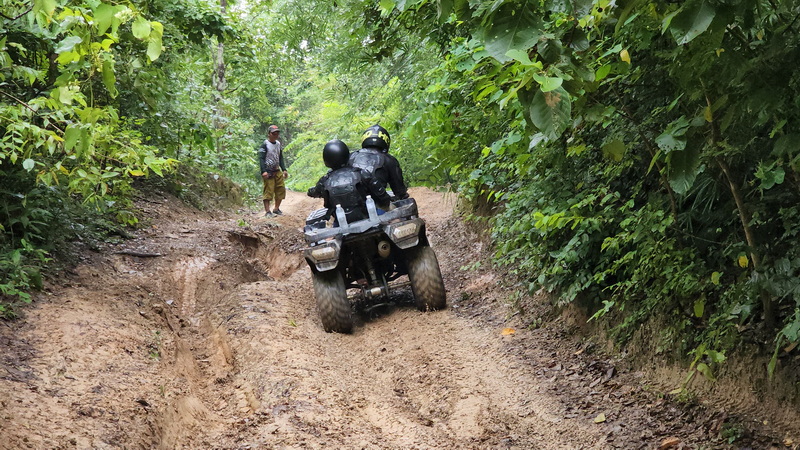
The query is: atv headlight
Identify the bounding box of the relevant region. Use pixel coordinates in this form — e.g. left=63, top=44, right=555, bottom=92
left=390, top=222, right=418, bottom=240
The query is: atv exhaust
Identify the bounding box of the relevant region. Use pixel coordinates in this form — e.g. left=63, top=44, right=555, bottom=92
left=348, top=280, right=412, bottom=301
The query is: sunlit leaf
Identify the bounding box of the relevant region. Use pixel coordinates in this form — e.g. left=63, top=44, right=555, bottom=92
left=147, top=37, right=162, bottom=62
left=601, top=139, right=626, bottom=162
left=693, top=299, right=705, bottom=318
left=737, top=255, right=749, bottom=268
left=132, top=16, right=151, bottom=40
left=696, top=362, right=715, bottom=381
left=533, top=73, right=562, bottom=92
left=706, top=350, right=726, bottom=364
left=505, top=49, right=533, bottom=65
left=703, top=106, right=712, bottom=122
left=655, top=133, right=686, bottom=152
left=595, top=65, right=611, bottom=81
left=54, top=36, right=83, bottom=54
left=378, top=0, right=395, bottom=15
left=93, top=3, right=117, bottom=36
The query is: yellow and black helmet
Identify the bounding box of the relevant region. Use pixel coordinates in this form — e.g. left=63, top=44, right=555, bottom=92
left=361, top=124, right=390, bottom=152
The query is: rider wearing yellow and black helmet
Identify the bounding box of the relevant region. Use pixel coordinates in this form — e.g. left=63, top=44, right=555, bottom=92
left=348, top=124, right=409, bottom=200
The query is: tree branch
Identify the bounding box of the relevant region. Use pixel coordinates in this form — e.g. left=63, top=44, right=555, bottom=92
left=0, top=2, right=33, bottom=21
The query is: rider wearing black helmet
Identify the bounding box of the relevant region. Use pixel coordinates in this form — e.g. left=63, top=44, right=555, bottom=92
left=348, top=125, right=409, bottom=201
left=308, top=139, right=390, bottom=224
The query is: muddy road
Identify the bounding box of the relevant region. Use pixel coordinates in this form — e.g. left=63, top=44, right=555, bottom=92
left=0, top=188, right=792, bottom=449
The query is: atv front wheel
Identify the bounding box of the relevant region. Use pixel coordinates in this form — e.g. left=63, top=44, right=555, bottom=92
left=312, top=270, right=352, bottom=333
left=407, top=246, right=446, bottom=311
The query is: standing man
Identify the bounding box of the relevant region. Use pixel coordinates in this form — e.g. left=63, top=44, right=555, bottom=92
left=257, top=125, right=289, bottom=217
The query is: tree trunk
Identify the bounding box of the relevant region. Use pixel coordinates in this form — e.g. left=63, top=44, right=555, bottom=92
left=212, top=0, right=228, bottom=155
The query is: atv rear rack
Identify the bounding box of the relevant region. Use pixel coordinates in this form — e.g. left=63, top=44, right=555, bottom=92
left=304, top=198, right=418, bottom=245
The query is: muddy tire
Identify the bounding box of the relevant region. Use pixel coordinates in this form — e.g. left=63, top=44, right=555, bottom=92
left=407, top=246, right=446, bottom=311
left=312, top=270, right=352, bottom=333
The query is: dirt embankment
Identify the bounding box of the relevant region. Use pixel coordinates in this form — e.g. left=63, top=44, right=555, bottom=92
left=1, top=188, right=797, bottom=449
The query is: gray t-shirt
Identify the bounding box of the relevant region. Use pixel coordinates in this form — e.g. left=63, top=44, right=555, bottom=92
left=263, top=140, right=281, bottom=171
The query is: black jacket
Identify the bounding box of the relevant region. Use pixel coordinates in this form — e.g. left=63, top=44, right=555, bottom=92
left=348, top=147, right=409, bottom=200
left=307, top=166, right=390, bottom=222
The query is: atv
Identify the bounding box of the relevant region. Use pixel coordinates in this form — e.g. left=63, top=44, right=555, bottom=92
left=302, top=197, right=446, bottom=333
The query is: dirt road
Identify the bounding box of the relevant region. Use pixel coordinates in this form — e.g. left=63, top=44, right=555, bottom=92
left=0, top=188, right=791, bottom=449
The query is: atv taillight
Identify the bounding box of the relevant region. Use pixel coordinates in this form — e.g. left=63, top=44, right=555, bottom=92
left=390, top=222, right=418, bottom=240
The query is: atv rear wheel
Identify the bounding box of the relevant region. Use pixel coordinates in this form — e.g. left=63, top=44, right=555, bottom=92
left=407, top=246, right=446, bottom=311
left=312, top=270, right=352, bottom=333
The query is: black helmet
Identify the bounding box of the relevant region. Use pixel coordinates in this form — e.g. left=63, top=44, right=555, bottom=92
left=322, top=139, right=350, bottom=168
left=361, top=124, right=390, bottom=152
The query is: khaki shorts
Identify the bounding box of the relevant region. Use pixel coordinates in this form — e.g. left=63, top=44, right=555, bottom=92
left=262, top=170, right=286, bottom=202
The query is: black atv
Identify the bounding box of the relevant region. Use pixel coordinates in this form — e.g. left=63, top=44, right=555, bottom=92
left=302, top=197, right=446, bottom=333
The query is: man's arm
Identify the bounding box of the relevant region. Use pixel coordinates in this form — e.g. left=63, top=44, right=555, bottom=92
left=384, top=154, right=409, bottom=199
left=279, top=142, right=287, bottom=172
left=257, top=143, right=267, bottom=174
left=363, top=171, right=391, bottom=209
left=307, top=174, right=328, bottom=198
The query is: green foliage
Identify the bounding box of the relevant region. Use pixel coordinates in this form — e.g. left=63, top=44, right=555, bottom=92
left=0, top=0, right=233, bottom=315
left=359, top=0, right=800, bottom=371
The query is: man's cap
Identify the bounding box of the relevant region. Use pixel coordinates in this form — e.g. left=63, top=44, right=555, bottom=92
left=268, top=125, right=280, bottom=133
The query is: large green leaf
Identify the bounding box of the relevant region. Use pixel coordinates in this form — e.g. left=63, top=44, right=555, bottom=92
left=533, top=73, right=562, bottom=92
left=655, top=116, right=691, bottom=152
left=437, top=0, right=453, bottom=22
left=667, top=143, right=702, bottom=195
left=93, top=3, right=117, bottom=36
left=102, top=58, right=117, bottom=97
left=481, top=1, right=543, bottom=63
left=64, top=126, right=81, bottom=152
left=529, top=86, right=571, bottom=140
left=132, top=16, right=151, bottom=40
left=147, top=37, right=162, bottom=62
left=54, top=36, right=83, bottom=54
left=601, top=139, right=626, bottom=162
left=146, top=22, right=164, bottom=61
left=669, top=0, right=716, bottom=45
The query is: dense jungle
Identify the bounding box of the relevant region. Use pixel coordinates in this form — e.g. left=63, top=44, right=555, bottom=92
left=2, top=0, right=800, bottom=447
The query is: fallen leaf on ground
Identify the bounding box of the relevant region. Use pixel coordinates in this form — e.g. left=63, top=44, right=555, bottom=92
left=659, top=437, right=681, bottom=449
